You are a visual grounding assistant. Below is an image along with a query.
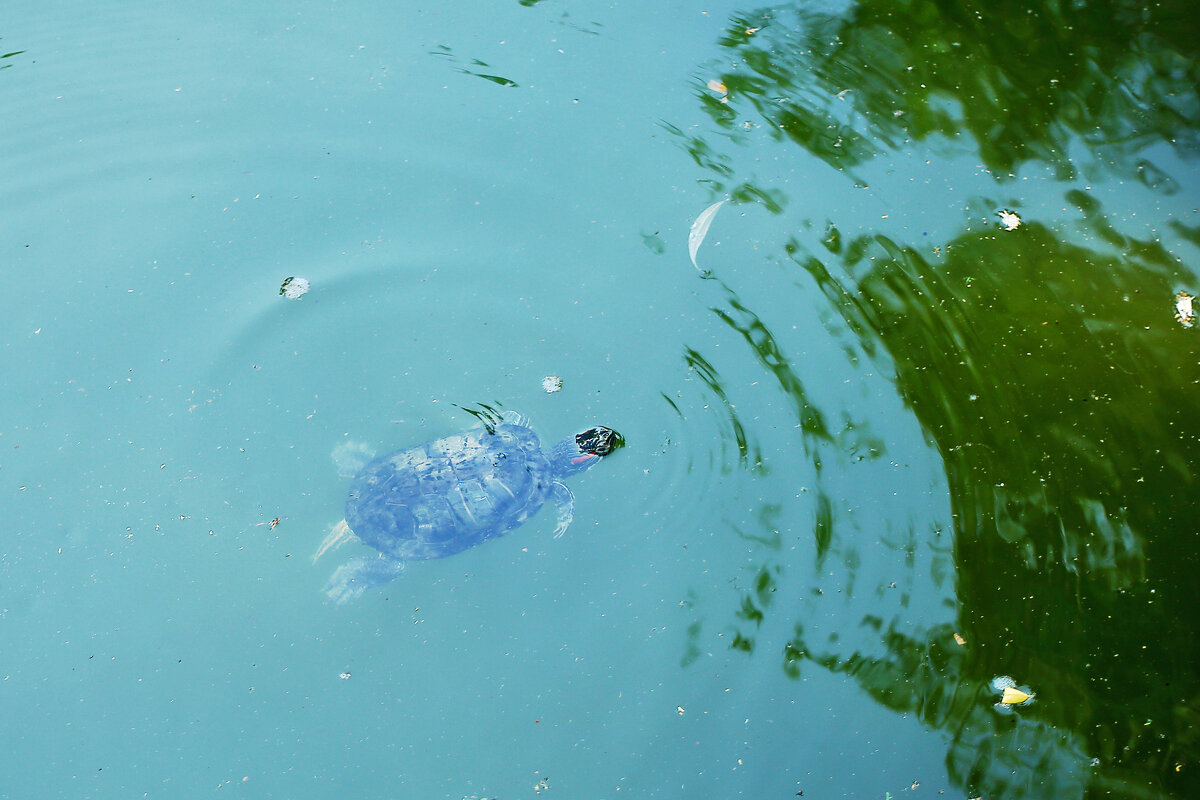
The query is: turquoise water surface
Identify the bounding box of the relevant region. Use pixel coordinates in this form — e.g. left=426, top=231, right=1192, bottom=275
left=3, top=2, right=1198, bottom=799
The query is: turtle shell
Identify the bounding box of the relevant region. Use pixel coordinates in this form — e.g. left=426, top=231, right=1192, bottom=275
left=345, top=421, right=551, bottom=561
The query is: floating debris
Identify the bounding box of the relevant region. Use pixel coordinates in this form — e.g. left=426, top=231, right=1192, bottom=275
left=250, top=516, right=286, bottom=532
left=953, top=633, right=966, bottom=646
left=1002, top=686, right=1032, bottom=704
left=688, top=198, right=728, bottom=275
left=338, top=672, right=352, bottom=680
left=465, top=71, right=517, bottom=88
left=542, top=375, right=563, bottom=393
left=1175, top=291, right=1195, bottom=328
left=997, top=210, right=1022, bottom=231
left=991, top=675, right=1035, bottom=712
left=706, top=78, right=728, bottom=95
left=280, top=276, right=310, bottom=299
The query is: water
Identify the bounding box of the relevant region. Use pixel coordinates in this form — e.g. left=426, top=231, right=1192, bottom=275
left=2, top=1, right=1197, bottom=798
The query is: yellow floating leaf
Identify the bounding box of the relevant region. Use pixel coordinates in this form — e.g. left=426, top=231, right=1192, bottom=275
left=953, top=633, right=966, bottom=646
left=1001, top=686, right=1031, bottom=705
left=706, top=79, right=727, bottom=95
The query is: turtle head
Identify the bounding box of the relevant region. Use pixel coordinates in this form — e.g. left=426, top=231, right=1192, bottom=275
left=550, top=426, right=624, bottom=477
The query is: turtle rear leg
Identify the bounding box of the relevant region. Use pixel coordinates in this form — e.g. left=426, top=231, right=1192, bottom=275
left=313, top=519, right=355, bottom=563
left=324, top=556, right=406, bottom=604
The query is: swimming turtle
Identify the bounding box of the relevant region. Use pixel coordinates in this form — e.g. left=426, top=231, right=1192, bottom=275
left=313, top=411, right=623, bottom=603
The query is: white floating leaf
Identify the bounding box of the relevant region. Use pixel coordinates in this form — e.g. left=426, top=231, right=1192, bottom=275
left=1176, top=291, right=1195, bottom=328
left=997, top=210, right=1022, bottom=231
left=688, top=199, right=728, bottom=273
left=280, top=276, right=310, bottom=299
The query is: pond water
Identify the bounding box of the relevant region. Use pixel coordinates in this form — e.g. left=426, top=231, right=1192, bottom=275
left=2, top=1, right=1197, bottom=798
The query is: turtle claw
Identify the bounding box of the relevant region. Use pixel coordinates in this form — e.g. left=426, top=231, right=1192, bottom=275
left=499, top=410, right=530, bottom=428
left=313, top=520, right=355, bottom=563
left=324, top=568, right=370, bottom=605
left=324, top=556, right=406, bottom=604
left=550, top=481, right=575, bottom=539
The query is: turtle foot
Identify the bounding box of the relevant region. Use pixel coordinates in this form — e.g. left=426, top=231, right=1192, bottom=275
left=550, top=480, right=575, bottom=539
left=499, top=410, right=530, bottom=428
left=324, top=556, right=406, bottom=604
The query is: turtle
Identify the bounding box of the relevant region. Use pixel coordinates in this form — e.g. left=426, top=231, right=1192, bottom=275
left=313, top=411, right=623, bottom=603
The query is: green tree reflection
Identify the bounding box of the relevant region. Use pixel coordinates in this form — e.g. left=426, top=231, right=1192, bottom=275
left=786, top=213, right=1200, bottom=797
left=697, top=1, right=1197, bottom=183
left=0, top=50, right=24, bottom=71
left=669, top=1, right=1200, bottom=797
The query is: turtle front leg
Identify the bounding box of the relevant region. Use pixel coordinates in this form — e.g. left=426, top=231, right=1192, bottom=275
left=549, top=480, right=575, bottom=539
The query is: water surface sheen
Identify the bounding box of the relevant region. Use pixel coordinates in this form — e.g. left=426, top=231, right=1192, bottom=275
left=1, top=1, right=1197, bottom=798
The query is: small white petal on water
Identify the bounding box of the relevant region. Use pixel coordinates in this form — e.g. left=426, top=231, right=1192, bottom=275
left=688, top=199, right=728, bottom=272
left=542, top=375, right=563, bottom=393
left=280, top=276, right=310, bottom=299
left=997, top=210, right=1022, bottom=231
left=1175, top=291, right=1195, bottom=328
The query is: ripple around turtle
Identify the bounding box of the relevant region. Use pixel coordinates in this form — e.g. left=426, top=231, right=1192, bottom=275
left=607, top=386, right=803, bottom=568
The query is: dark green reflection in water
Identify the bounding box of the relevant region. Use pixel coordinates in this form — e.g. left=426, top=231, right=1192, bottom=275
left=429, top=45, right=519, bottom=88
left=703, top=2, right=1198, bottom=183
left=682, top=346, right=767, bottom=474
left=711, top=286, right=832, bottom=449
left=1, top=49, right=25, bottom=71
left=789, top=213, right=1200, bottom=797
left=670, top=1, right=1200, bottom=797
